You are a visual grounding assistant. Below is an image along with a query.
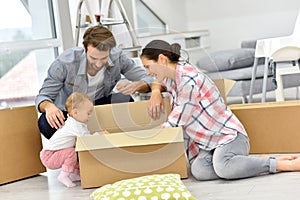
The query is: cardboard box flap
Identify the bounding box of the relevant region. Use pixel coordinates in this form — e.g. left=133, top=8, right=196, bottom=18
left=229, top=100, right=300, bottom=110
left=76, top=99, right=188, bottom=188
left=230, top=100, right=300, bottom=153
left=213, top=79, right=236, bottom=97
left=87, top=98, right=171, bottom=133
left=0, top=106, right=46, bottom=185
left=76, top=127, right=183, bottom=152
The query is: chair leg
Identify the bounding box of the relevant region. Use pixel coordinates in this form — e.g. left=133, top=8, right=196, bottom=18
left=262, top=58, right=270, bottom=102
left=271, top=62, right=277, bottom=88
left=241, top=96, right=248, bottom=104
left=249, top=58, right=259, bottom=103
left=275, top=67, right=285, bottom=102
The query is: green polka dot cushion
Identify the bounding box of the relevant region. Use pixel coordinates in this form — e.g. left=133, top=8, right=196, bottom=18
left=90, top=174, right=196, bottom=200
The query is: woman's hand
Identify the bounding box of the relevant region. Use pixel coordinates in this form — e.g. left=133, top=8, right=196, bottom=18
left=148, top=89, right=164, bottom=120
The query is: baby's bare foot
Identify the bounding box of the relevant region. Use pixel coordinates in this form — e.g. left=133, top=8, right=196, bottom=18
left=69, top=173, right=81, bottom=182
left=58, top=172, right=76, bottom=187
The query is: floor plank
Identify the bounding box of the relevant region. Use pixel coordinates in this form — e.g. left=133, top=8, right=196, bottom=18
left=1, top=162, right=300, bottom=200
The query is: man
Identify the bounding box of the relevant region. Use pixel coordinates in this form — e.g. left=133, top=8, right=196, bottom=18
left=35, top=26, right=162, bottom=139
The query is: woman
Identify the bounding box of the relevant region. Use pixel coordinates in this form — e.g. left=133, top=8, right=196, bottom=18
left=140, top=39, right=300, bottom=180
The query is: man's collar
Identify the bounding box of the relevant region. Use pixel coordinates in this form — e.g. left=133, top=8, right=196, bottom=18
left=78, top=53, right=87, bottom=75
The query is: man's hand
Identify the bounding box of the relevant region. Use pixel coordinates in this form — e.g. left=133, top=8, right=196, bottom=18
left=40, top=101, right=65, bottom=129
left=116, top=80, right=149, bottom=95
left=116, top=81, right=136, bottom=95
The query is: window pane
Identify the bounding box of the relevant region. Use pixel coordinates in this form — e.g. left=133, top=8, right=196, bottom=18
left=0, top=0, right=58, bottom=108
left=0, top=0, right=55, bottom=41
left=136, top=0, right=167, bottom=36
left=0, top=0, right=32, bottom=42
left=0, top=48, right=55, bottom=108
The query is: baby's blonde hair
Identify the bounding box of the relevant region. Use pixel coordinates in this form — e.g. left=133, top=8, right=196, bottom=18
left=65, top=92, right=92, bottom=114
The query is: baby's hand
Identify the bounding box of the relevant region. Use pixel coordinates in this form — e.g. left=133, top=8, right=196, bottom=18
left=100, top=130, right=110, bottom=134
left=92, top=130, right=110, bottom=135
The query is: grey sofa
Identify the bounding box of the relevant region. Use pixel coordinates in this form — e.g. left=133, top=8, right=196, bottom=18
left=195, top=40, right=300, bottom=103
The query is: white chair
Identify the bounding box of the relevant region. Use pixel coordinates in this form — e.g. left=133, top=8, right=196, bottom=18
left=272, top=46, right=300, bottom=101
left=249, top=12, right=300, bottom=103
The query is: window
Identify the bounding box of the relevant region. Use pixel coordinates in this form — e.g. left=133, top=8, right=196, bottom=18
left=0, top=0, right=60, bottom=108
left=135, top=0, right=168, bottom=36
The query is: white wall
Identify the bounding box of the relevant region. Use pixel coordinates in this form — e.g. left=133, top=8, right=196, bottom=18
left=66, top=0, right=299, bottom=52
left=186, top=0, right=300, bottom=51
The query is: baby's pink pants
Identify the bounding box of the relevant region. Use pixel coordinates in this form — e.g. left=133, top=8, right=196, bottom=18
left=40, top=147, right=79, bottom=174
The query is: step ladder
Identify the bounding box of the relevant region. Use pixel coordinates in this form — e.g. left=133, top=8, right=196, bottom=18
left=74, top=0, right=141, bottom=57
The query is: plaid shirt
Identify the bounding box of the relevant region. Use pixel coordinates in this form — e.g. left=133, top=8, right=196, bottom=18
left=161, top=64, right=247, bottom=163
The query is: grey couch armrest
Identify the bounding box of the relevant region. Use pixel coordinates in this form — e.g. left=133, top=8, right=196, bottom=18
left=241, top=40, right=265, bottom=64
left=241, top=40, right=257, bottom=49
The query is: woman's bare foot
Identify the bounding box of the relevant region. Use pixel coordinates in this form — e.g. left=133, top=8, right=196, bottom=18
left=259, top=155, right=298, bottom=160
left=276, top=155, right=298, bottom=161
left=290, top=157, right=300, bottom=171
left=259, top=155, right=269, bottom=158
left=276, top=157, right=300, bottom=172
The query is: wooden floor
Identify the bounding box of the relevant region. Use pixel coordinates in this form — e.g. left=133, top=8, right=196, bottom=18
left=185, top=170, right=300, bottom=200
left=1, top=164, right=300, bottom=200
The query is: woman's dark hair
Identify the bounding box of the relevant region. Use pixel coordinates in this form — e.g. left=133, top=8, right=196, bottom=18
left=82, top=26, right=116, bottom=52
left=141, top=40, right=181, bottom=63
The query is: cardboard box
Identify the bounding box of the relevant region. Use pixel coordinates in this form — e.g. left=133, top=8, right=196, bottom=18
left=229, top=100, right=300, bottom=154
left=139, top=79, right=235, bottom=104
left=76, top=99, right=188, bottom=188
left=213, top=79, right=235, bottom=104
left=0, top=106, right=46, bottom=185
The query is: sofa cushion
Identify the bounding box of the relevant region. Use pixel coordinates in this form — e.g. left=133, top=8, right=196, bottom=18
left=196, top=48, right=255, bottom=72
left=205, top=64, right=269, bottom=81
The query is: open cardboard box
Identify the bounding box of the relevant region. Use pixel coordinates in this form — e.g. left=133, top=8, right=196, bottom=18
left=76, top=98, right=188, bottom=188
left=229, top=100, right=300, bottom=154
left=0, top=106, right=46, bottom=185
left=139, top=79, right=235, bottom=104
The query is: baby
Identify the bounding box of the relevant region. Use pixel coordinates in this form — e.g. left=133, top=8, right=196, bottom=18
left=40, top=92, right=101, bottom=187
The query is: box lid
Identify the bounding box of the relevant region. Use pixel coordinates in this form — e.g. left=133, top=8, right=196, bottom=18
left=86, top=98, right=171, bottom=133
left=76, top=127, right=183, bottom=152
left=229, top=100, right=300, bottom=110
left=213, top=79, right=236, bottom=98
